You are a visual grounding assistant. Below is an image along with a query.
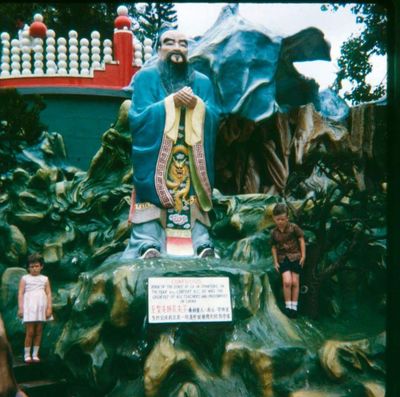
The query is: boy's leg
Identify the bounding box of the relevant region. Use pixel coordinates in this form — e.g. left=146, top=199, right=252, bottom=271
left=291, top=271, right=300, bottom=311
left=281, top=271, right=293, bottom=309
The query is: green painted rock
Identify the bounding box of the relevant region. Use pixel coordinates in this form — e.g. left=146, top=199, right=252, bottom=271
left=47, top=256, right=384, bottom=397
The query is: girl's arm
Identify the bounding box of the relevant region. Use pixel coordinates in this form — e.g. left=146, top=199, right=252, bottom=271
left=271, top=245, right=279, bottom=272
left=17, top=278, right=25, bottom=318
left=299, top=237, right=306, bottom=266
left=45, top=279, right=53, bottom=318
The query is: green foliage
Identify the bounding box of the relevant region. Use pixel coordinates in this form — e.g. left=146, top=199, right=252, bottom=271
left=286, top=148, right=386, bottom=317
left=0, top=3, right=116, bottom=39
left=134, top=3, right=178, bottom=43
left=321, top=3, right=387, bottom=104
left=0, top=2, right=177, bottom=42
left=0, top=89, right=46, bottom=175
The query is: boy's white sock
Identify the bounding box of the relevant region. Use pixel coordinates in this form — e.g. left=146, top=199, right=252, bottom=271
left=24, top=347, right=31, bottom=358
left=32, top=346, right=39, bottom=358
left=292, top=301, right=298, bottom=311
left=285, top=301, right=291, bottom=309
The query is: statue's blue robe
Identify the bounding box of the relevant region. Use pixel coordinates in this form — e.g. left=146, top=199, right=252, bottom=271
left=129, top=64, right=220, bottom=208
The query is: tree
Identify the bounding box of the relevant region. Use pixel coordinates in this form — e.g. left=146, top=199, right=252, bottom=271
left=134, top=3, right=178, bottom=43
left=0, top=3, right=177, bottom=43
left=287, top=152, right=386, bottom=318
left=321, top=3, right=388, bottom=104
left=0, top=89, right=46, bottom=175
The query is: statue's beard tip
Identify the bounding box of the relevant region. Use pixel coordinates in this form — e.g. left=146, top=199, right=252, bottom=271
left=168, top=59, right=188, bottom=68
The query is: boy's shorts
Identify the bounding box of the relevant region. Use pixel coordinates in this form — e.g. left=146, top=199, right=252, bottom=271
left=279, top=257, right=302, bottom=274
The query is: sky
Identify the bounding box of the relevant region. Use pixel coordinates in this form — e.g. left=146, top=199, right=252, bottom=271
left=174, top=3, right=387, bottom=93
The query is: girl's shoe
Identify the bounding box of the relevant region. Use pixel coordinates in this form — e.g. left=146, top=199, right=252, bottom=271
left=24, top=356, right=32, bottom=363
left=32, top=356, right=40, bottom=363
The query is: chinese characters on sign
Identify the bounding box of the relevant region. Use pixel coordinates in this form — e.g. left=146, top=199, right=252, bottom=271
left=148, top=277, right=232, bottom=324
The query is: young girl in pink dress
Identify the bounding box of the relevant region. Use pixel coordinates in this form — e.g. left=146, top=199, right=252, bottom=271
left=18, top=253, right=53, bottom=363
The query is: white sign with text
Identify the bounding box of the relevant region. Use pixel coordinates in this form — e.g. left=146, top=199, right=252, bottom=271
left=148, top=277, right=232, bottom=323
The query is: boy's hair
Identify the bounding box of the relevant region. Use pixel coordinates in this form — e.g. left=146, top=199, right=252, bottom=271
left=272, top=203, right=288, bottom=217
left=27, top=253, right=44, bottom=267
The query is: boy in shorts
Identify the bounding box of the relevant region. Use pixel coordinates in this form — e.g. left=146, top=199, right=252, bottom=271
left=271, top=203, right=306, bottom=318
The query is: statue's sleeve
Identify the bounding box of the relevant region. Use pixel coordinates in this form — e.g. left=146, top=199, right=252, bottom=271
left=129, top=68, right=166, bottom=142
left=129, top=68, right=168, bottom=197
left=194, top=74, right=221, bottom=188
left=197, top=75, right=220, bottom=122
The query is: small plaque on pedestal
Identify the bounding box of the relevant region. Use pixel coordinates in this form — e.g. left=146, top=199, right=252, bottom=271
left=148, top=277, right=232, bottom=324
left=166, top=228, right=194, bottom=257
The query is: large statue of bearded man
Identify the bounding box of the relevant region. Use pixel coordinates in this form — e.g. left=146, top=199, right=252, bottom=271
left=122, top=30, right=221, bottom=259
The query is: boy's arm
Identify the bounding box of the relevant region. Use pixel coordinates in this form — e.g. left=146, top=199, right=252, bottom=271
left=45, top=279, right=53, bottom=318
left=299, top=236, right=306, bottom=266
left=271, top=245, right=279, bottom=272
left=17, top=278, right=25, bottom=318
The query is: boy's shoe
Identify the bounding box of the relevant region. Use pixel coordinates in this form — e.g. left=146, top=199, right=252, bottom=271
left=284, top=308, right=298, bottom=318
left=284, top=308, right=292, bottom=318
left=24, top=356, right=32, bottom=363
left=290, top=309, right=298, bottom=319
left=32, top=356, right=40, bottom=363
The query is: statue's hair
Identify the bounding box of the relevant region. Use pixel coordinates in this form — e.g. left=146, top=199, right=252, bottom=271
left=272, top=203, right=288, bottom=216
left=155, top=24, right=176, bottom=49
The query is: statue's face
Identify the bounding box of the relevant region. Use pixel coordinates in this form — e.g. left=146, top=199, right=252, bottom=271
left=158, top=30, right=188, bottom=63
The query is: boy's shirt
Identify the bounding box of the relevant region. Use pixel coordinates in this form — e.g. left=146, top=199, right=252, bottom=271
left=271, top=222, right=304, bottom=262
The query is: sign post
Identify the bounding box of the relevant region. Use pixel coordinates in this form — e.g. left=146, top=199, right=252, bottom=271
left=148, top=277, right=232, bottom=324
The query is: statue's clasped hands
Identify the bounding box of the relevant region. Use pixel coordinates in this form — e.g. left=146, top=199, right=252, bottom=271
left=173, top=86, right=197, bottom=109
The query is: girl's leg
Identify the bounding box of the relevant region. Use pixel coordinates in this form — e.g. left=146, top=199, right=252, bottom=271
left=24, top=323, right=34, bottom=348
left=32, top=322, right=43, bottom=347
left=281, top=271, right=293, bottom=309
left=291, top=272, right=300, bottom=311
left=32, top=323, right=43, bottom=360
left=24, top=323, right=34, bottom=361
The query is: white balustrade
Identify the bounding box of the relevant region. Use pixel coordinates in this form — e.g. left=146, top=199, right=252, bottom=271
left=68, top=31, right=79, bottom=75
left=0, top=8, right=149, bottom=79
left=32, top=38, right=44, bottom=75
left=90, top=31, right=101, bottom=70
left=1, top=32, right=10, bottom=41
left=20, top=29, right=32, bottom=74
left=103, top=39, right=113, bottom=64
left=10, top=40, right=21, bottom=75
left=57, top=37, right=67, bottom=74
left=80, top=38, right=90, bottom=75
left=134, top=39, right=143, bottom=66
left=1, top=33, right=11, bottom=76
left=143, top=38, right=153, bottom=62
left=45, top=30, right=57, bottom=75
left=46, top=46, right=57, bottom=75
